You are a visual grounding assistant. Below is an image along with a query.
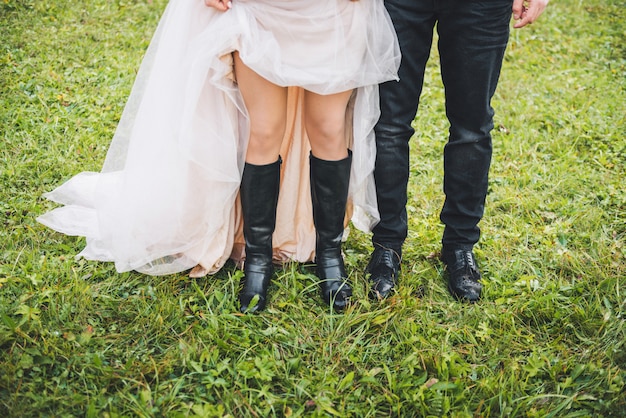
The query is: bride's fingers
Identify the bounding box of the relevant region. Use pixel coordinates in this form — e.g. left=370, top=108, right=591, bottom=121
left=204, top=0, right=231, bottom=11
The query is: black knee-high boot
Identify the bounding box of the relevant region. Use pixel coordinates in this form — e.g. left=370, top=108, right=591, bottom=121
left=239, top=158, right=281, bottom=313
left=310, top=151, right=353, bottom=311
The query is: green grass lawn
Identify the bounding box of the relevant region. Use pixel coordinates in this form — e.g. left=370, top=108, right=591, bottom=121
left=1, top=0, right=625, bottom=416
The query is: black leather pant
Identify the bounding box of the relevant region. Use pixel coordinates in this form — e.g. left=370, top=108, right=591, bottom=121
left=373, top=0, right=513, bottom=251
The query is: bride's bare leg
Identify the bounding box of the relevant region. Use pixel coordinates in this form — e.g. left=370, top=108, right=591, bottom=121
left=304, top=89, right=355, bottom=311
left=304, top=89, right=353, bottom=161
left=233, top=52, right=287, bottom=164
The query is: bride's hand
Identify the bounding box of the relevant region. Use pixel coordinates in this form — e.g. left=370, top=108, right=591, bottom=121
left=205, top=0, right=232, bottom=11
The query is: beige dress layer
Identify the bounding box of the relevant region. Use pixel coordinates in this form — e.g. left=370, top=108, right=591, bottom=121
left=38, top=0, right=401, bottom=276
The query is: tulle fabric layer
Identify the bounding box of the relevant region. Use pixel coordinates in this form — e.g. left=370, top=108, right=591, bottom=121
left=37, top=0, right=400, bottom=276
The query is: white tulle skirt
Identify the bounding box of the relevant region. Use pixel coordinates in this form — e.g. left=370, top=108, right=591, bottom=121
left=37, top=0, right=400, bottom=276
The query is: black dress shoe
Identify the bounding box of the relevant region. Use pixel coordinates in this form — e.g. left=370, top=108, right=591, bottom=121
left=440, top=248, right=482, bottom=302
left=366, top=246, right=401, bottom=300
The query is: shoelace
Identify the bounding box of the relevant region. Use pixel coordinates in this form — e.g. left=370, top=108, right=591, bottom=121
left=379, top=249, right=395, bottom=269
left=461, top=251, right=480, bottom=280
left=370, top=247, right=400, bottom=271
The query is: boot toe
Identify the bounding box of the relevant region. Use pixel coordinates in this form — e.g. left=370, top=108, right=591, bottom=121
left=238, top=264, right=273, bottom=313
left=239, top=293, right=267, bottom=313
left=322, top=280, right=352, bottom=311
